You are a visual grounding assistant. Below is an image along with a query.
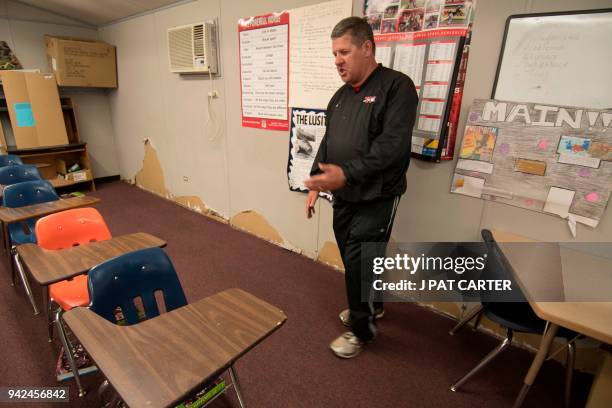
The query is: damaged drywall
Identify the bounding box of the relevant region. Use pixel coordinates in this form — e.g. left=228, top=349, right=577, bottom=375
left=318, top=241, right=344, bottom=270
left=231, top=210, right=286, bottom=246
left=134, top=139, right=227, bottom=222
left=135, top=139, right=170, bottom=197
left=174, top=195, right=227, bottom=223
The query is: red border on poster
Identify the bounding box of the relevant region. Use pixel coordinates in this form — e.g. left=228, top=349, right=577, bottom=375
left=374, top=27, right=468, bottom=44
left=238, top=11, right=290, bottom=131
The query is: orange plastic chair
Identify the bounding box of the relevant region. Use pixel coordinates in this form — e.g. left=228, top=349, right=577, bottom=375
left=35, top=207, right=111, bottom=396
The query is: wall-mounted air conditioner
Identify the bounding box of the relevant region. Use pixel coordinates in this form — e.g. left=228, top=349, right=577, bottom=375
left=168, top=22, right=218, bottom=74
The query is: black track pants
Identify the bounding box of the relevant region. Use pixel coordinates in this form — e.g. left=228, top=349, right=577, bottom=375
left=332, top=196, right=400, bottom=342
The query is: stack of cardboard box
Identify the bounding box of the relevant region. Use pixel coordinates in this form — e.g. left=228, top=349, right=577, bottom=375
left=45, top=35, right=117, bottom=88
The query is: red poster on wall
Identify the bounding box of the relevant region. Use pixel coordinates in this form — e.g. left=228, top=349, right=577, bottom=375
left=238, top=12, right=290, bottom=131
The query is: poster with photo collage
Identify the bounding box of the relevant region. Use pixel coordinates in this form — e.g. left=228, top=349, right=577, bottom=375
left=363, top=0, right=474, bottom=162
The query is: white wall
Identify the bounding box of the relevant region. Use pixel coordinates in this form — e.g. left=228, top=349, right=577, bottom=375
left=99, top=0, right=612, bottom=268
left=0, top=0, right=120, bottom=177
left=100, top=1, right=230, bottom=217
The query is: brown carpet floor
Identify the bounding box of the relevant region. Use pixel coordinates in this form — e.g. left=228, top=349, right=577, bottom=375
left=0, top=181, right=592, bottom=407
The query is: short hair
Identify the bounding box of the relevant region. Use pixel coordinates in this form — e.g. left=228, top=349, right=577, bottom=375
left=331, top=17, right=375, bottom=53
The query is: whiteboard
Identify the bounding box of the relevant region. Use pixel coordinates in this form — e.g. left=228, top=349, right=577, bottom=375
left=492, top=10, right=612, bottom=109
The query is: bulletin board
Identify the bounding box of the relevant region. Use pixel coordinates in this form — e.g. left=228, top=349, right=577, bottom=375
left=451, top=99, right=612, bottom=235
left=492, top=8, right=612, bottom=109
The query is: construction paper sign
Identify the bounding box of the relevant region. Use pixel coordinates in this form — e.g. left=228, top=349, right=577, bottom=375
left=515, top=158, right=546, bottom=176
left=543, top=187, right=575, bottom=217
left=14, top=102, right=35, bottom=127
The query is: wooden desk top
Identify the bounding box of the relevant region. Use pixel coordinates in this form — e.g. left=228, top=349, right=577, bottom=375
left=491, top=230, right=612, bottom=344
left=64, top=288, right=287, bottom=408
left=0, top=196, right=100, bottom=223
left=17, top=232, right=166, bottom=286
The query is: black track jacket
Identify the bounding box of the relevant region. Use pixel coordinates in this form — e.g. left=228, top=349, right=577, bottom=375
left=310, top=64, right=418, bottom=202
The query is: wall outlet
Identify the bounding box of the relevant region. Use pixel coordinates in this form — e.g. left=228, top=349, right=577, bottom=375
left=208, top=90, right=219, bottom=98
left=183, top=176, right=189, bottom=182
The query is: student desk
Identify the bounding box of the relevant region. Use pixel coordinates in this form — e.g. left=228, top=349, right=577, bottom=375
left=16, top=232, right=165, bottom=314
left=0, top=196, right=101, bottom=314
left=0, top=196, right=101, bottom=256
left=491, top=230, right=612, bottom=407
left=17, top=232, right=166, bottom=285
left=63, top=288, right=287, bottom=408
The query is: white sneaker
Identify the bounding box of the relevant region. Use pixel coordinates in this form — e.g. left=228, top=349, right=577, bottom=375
left=338, top=308, right=385, bottom=327
left=330, top=332, right=363, bottom=358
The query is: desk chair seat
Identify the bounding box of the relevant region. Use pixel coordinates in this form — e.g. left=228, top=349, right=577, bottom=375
left=2, top=180, right=58, bottom=314
left=87, top=248, right=248, bottom=408
left=8, top=221, right=38, bottom=244
left=35, top=207, right=112, bottom=397
left=451, top=230, right=578, bottom=408
left=0, top=154, right=23, bottom=167
left=49, top=274, right=89, bottom=310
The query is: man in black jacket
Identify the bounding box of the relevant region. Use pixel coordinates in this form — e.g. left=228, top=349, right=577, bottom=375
left=305, top=17, right=418, bottom=358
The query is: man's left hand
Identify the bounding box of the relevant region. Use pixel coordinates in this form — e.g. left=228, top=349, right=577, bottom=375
left=304, top=163, right=347, bottom=192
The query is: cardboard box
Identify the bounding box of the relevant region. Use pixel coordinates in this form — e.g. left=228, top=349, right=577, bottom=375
left=45, top=36, right=117, bottom=88
left=0, top=71, right=68, bottom=149
left=65, top=169, right=92, bottom=182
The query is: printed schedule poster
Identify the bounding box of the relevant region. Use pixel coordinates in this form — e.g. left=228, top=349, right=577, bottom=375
left=239, top=12, right=290, bottom=131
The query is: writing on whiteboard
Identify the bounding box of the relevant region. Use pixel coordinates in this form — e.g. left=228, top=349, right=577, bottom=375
left=515, top=31, right=580, bottom=80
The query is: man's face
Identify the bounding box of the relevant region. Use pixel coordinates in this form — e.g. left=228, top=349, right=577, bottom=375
left=332, top=33, right=372, bottom=85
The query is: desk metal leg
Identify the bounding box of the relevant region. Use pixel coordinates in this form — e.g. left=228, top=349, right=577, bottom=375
left=2, top=224, right=14, bottom=285
left=229, top=365, right=247, bottom=408
left=46, top=292, right=55, bottom=342
left=565, top=342, right=575, bottom=408
left=449, top=304, right=483, bottom=335
left=12, top=247, right=39, bottom=315
left=1, top=222, right=4, bottom=253
left=513, top=322, right=559, bottom=408
left=56, top=309, right=85, bottom=397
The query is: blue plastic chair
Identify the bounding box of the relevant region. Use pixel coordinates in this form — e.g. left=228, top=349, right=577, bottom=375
left=0, top=155, right=23, bottom=167
left=87, top=248, right=249, bottom=407
left=450, top=230, right=578, bottom=407
left=88, top=247, right=187, bottom=324
left=0, top=164, right=42, bottom=187
left=3, top=180, right=59, bottom=245
left=3, top=180, right=59, bottom=314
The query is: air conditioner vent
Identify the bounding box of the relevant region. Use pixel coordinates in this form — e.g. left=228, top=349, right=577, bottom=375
left=193, top=24, right=204, bottom=57
left=167, top=22, right=218, bottom=74
left=168, top=26, right=193, bottom=70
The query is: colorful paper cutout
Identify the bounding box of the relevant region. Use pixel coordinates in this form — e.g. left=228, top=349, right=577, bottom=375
left=557, top=136, right=592, bottom=158
left=499, top=143, right=510, bottom=156
left=515, top=158, right=546, bottom=176
left=460, top=126, right=497, bottom=162
left=588, top=141, right=612, bottom=160
left=585, top=192, right=599, bottom=203
left=537, top=139, right=549, bottom=150
left=578, top=168, right=591, bottom=178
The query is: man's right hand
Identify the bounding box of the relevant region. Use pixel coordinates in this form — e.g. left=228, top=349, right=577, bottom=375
left=306, top=190, right=319, bottom=218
